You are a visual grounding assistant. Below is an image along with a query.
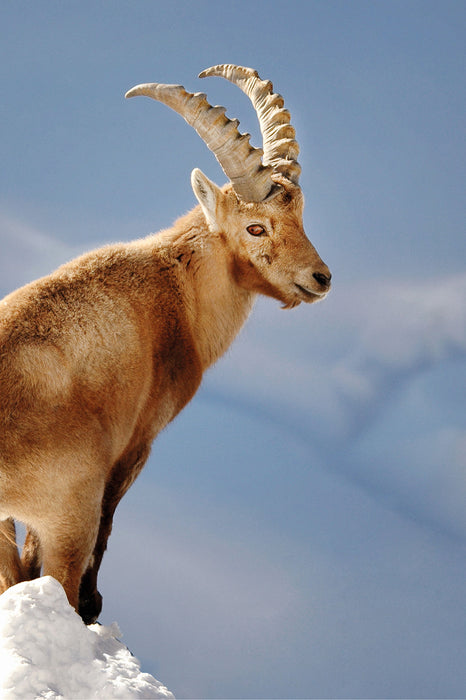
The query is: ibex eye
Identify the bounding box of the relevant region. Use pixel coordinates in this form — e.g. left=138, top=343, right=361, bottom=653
left=247, top=224, right=265, bottom=236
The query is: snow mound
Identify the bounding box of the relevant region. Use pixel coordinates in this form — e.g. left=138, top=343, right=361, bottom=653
left=0, top=576, right=174, bottom=699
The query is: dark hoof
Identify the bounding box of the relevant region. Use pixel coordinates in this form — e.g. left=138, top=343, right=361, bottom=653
left=78, top=589, right=103, bottom=625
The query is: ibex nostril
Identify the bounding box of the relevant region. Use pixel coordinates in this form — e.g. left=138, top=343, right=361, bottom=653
left=313, top=271, right=331, bottom=287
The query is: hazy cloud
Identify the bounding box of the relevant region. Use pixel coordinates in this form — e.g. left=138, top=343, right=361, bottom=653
left=0, top=211, right=80, bottom=295
left=208, top=273, right=466, bottom=440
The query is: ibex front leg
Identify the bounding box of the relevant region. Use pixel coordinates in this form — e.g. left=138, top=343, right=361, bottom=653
left=38, top=502, right=102, bottom=612
left=79, top=443, right=152, bottom=624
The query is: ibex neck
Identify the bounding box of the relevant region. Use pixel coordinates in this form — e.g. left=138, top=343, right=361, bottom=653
left=162, top=208, right=255, bottom=370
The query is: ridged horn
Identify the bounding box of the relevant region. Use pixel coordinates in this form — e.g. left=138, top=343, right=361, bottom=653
left=125, top=82, right=275, bottom=202
left=199, top=64, right=301, bottom=186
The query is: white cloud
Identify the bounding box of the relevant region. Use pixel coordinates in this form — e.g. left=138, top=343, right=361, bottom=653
left=349, top=274, right=466, bottom=367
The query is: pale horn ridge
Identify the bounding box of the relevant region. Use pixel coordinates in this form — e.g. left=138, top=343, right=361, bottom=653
left=125, top=82, right=275, bottom=202
left=199, top=64, right=301, bottom=185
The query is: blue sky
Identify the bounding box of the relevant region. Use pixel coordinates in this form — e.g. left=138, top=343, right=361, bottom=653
left=1, top=1, right=465, bottom=698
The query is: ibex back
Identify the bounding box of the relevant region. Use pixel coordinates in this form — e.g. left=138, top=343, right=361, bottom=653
left=0, top=65, right=331, bottom=623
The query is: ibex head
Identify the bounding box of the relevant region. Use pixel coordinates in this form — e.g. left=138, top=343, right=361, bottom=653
left=126, top=64, right=331, bottom=308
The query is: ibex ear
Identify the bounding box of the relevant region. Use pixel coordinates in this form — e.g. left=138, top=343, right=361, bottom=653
left=191, top=168, right=221, bottom=230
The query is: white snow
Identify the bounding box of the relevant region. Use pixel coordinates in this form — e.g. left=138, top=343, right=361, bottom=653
left=0, top=576, right=174, bottom=699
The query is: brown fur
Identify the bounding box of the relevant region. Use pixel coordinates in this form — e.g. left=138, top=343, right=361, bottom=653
left=0, top=172, right=330, bottom=623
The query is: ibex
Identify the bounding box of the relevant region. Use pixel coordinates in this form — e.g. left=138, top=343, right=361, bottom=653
left=0, top=65, right=331, bottom=623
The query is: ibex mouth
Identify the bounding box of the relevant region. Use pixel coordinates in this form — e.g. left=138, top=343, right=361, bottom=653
left=294, top=283, right=326, bottom=302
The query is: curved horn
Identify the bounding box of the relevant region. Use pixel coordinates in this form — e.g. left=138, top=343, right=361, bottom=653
left=125, top=82, right=275, bottom=202
left=199, top=64, right=301, bottom=186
